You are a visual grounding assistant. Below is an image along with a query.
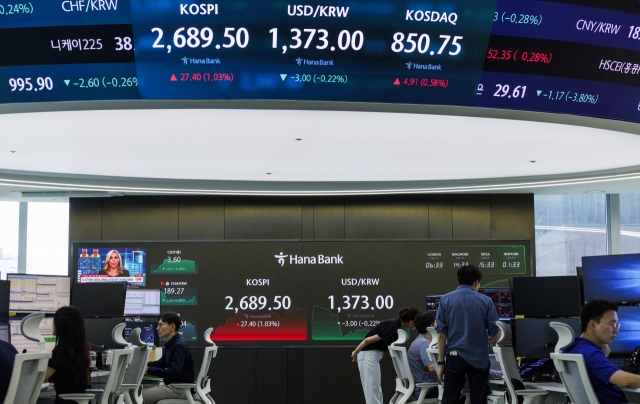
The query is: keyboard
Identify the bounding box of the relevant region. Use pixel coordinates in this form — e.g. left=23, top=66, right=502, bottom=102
left=609, top=356, right=631, bottom=371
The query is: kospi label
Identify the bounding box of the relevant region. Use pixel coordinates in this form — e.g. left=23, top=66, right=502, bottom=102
left=180, top=3, right=218, bottom=15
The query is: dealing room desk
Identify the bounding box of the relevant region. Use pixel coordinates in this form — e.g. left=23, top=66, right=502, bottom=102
left=39, top=370, right=111, bottom=399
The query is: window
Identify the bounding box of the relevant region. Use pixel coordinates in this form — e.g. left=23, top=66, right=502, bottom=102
left=535, top=194, right=607, bottom=276
left=0, top=202, right=19, bottom=279
left=26, top=202, right=69, bottom=275
left=620, top=194, right=640, bottom=254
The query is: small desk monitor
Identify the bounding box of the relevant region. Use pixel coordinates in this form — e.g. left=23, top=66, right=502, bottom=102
left=124, top=321, right=158, bottom=346
left=425, top=295, right=442, bottom=314
left=478, top=287, right=512, bottom=319
left=509, top=276, right=582, bottom=318
left=9, top=317, right=56, bottom=353
left=72, top=282, right=126, bottom=317
left=124, top=289, right=160, bottom=317
left=582, top=254, right=640, bottom=303
left=512, top=318, right=581, bottom=359
left=8, top=274, right=71, bottom=313
left=610, top=306, right=640, bottom=354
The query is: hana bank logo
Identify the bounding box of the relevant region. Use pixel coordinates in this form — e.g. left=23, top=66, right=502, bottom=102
left=275, top=252, right=288, bottom=267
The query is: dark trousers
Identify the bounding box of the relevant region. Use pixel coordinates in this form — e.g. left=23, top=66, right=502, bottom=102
left=442, top=354, right=489, bottom=404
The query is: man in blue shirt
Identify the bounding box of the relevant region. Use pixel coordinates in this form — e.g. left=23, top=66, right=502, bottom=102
left=436, top=264, right=501, bottom=404
left=564, top=299, right=640, bottom=403
left=408, top=312, right=439, bottom=401
left=143, top=312, right=195, bottom=404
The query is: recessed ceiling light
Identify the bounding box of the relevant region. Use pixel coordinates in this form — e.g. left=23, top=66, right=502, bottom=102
left=530, top=160, right=536, bottom=163
left=266, top=173, right=272, bottom=175
left=295, top=138, right=302, bottom=141
left=10, top=151, right=16, bottom=153
left=585, top=190, right=605, bottom=194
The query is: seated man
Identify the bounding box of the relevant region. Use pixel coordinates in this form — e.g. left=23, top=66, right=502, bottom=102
left=564, top=299, right=640, bottom=403
left=0, top=339, right=18, bottom=402
left=143, top=312, right=195, bottom=404
left=408, top=312, right=439, bottom=401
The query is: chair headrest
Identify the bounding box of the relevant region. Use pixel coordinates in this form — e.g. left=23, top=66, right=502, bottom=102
left=203, top=328, right=216, bottom=346
left=20, top=313, right=46, bottom=351
left=495, top=321, right=511, bottom=346
left=112, top=323, right=129, bottom=347
left=392, top=329, right=408, bottom=346
left=128, top=327, right=146, bottom=347
left=426, top=327, right=438, bottom=348
left=550, top=321, right=575, bottom=352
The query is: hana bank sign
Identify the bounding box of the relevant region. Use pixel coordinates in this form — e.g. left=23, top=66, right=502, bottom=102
left=274, top=252, right=343, bottom=267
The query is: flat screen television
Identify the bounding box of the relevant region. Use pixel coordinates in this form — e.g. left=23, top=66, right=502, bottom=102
left=71, top=282, right=127, bottom=317
left=582, top=254, right=640, bottom=303
left=8, top=274, right=71, bottom=313
left=509, top=276, right=582, bottom=318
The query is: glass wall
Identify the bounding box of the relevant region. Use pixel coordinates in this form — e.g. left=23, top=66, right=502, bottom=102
left=0, top=202, right=19, bottom=279
left=535, top=194, right=607, bottom=276
left=26, top=202, right=69, bottom=275
left=620, top=194, right=640, bottom=254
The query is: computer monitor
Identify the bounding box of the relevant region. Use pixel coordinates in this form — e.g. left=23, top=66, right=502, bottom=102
left=0, top=280, right=9, bottom=322
left=582, top=254, right=640, bottom=303
left=84, top=317, right=124, bottom=351
left=8, top=274, right=71, bottom=313
left=124, top=289, right=160, bottom=317
left=124, top=321, right=157, bottom=346
left=610, top=306, right=640, bottom=355
left=9, top=317, right=56, bottom=353
left=0, top=323, right=9, bottom=343
left=512, top=318, right=581, bottom=359
left=76, top=247, right=146, bottom=286
left=478, top=287, right=512, bottom=319
left=71, top=282, right=127, bottom=317
left=509, top=276, right=582, bottom=318
left=425, top=295, right=442, bottom=314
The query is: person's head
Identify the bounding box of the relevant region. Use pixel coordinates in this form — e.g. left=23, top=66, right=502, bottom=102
left=53, top=306, right=90, bottom=387
left=157, top=312, right=182, bottom=339
left=398, top=307, right=421, bottom=330
left=580, top=299, right=620, bottom=345
left=457, top=264, right=483, bottom=289
left=103, top=250, right=124, bottom=274
left=414, top=312, right=436, bottom=335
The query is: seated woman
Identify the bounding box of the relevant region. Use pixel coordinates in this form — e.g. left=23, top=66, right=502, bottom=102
left=98, top=250, right=130, bottom=277
left=45, top=306, right=91, bottom=404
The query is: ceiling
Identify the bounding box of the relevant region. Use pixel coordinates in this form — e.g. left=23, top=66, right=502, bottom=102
left=1, top=100, right=640, bottom=200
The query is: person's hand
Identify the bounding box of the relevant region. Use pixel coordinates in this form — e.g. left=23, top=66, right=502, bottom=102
left=438, top=367, right=445, bottom=383
left=351, top=351, right=358, bottom=362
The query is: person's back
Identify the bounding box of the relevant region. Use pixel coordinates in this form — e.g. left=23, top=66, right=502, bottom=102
left=407, top=312, right=438, bottom=400
left=0, top=340, right=18, bottom=403
left=436, top=264, right=500, bottom=404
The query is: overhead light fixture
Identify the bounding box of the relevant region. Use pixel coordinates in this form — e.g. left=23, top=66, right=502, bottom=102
left=9, top=191, right=124, bottom=198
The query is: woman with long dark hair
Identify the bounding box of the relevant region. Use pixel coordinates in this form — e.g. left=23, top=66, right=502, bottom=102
left=45, top=306, right=91, bottom=404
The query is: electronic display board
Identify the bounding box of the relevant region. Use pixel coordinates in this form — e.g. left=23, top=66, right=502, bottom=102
left=72, top=240, right=530, bottom=345
left=2, top=0, right=639, bottom=124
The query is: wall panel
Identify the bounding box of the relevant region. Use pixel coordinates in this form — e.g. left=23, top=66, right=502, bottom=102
left=257, top=349, right=288, bottom=404
left=101, top=196, right=179, bottom=240
left=451, top=195, right=491, bottom=239
left=178, top=196, right=225, bottom=240
left=224, top=197, right=302, bottom=239
left=345, top=195, right=429, bottom=239
left=428, top=195, right=452, bottom=239
left=69, top=198, right=103, bottom=241
left=313, top=197, right=345, bottom=239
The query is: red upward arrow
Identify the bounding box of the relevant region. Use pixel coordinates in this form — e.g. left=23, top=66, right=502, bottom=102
left=170, top=74, right=178, bottom=82
left=393, top=78, right=400, bottom=86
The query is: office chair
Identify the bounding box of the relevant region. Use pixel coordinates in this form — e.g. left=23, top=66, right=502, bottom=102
left=117, top=327, right=151, bottom=404
left=425, top=327, right=473, bottom=404
left=157, top=327, right=218, bottom=404
left=492, top=321, right=549, bottom=404
left=86, top=323, right=135, bottom=404
left=389, top=329, right=439, bottom=404
left=3, top=313, right=52, bottom=404
left=549, top=322, right=600, bottom=403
